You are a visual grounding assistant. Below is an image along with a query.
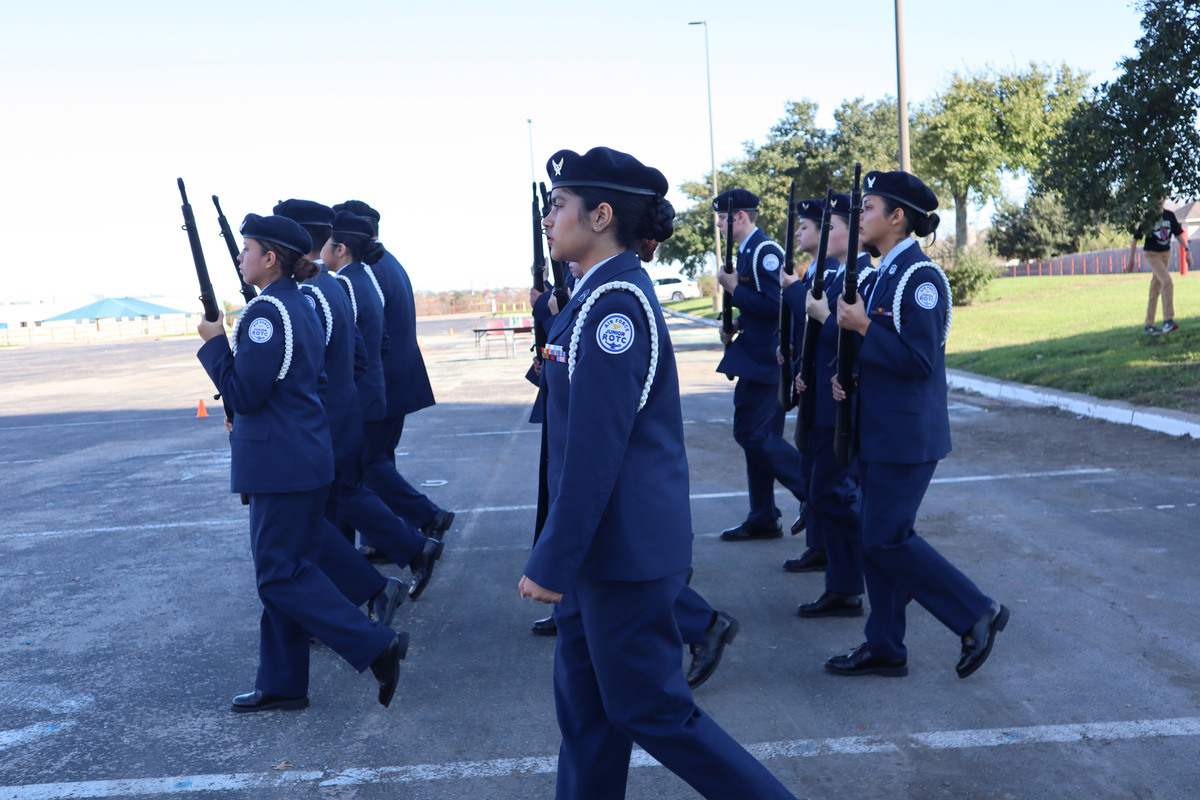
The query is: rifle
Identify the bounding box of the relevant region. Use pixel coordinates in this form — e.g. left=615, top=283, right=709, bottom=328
left=526, top=183, right=549, bottom=386
left=213, top=195, right=257, bottom=304
left=796, top=187, right=834, bottom=452
left=777, top=181, right=798, bottom=411
left=179, top=179, right=247, bottom=504
left=539, top=182, right=570, bottom=310
left=178, top=178, right=219, bottom=323
left=834, top=164, right=863, bottom=467
left=721, top=203, right=736, bottom=380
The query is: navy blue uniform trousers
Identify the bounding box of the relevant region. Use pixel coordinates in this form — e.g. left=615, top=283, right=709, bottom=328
left=363, top=415, right=439, bottom=528
left=553, top=570, right=796, bottom=800
left=859, top=460, right=992, bottom=660
left=314, top=519, right=385, bottom=606
left=329, top=454, right=428, bottom=568
left=807, top=427, right=864, bottom=596
left=733, top=378, right=808, bottom=528
left=249, top=488, right=395, bottom=697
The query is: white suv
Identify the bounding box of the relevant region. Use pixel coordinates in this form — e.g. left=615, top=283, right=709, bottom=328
left=652, top=274, right=701, bottom=303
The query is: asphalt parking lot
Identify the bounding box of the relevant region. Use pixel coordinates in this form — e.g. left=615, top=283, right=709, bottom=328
left=1, top=317, right=1198, bottom=800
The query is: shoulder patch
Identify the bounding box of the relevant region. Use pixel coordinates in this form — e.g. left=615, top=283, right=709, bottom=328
left=595, top=313, right=635, bottom=354
left=762, top=253, right=780, bottom=272
left=248, top=317, right=274, bottom=344
left=914, top=281, right=939, bottom=310
left=306, top=294, right=316, bottom=310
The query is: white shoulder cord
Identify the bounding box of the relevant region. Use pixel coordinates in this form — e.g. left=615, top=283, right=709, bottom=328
left=567, top=281, right=659, bottom=412
left=363, top=265, right=386, bottom=308
left=892, top=261, right=953, bottom=345
left=231, top=295, right=294, bottom=381
left=333, top=273, right=358, bottom=324
left=301, top=285, right=333, bottom=346
left=749, top=240, right=783, bottom=294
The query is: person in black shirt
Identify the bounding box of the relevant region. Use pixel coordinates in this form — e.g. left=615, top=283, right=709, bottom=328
left=1127, top=199, right=1191, bottom=334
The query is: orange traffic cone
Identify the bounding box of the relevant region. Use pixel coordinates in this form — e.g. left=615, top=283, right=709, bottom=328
left=196, top=399, right=208, bottom=418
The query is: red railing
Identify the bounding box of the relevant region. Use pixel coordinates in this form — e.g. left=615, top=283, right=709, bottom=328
left=1000, top=237, right=1194, bottom=278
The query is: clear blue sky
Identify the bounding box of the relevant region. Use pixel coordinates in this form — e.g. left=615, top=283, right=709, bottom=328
left=0, top=0, right=1144, bottom=306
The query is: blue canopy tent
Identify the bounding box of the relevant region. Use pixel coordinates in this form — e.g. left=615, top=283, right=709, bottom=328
left=41, top=298, right=186, bottom=323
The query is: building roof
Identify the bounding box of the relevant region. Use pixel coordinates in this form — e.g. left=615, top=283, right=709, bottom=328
left=41, top=297, right=187, bottom=322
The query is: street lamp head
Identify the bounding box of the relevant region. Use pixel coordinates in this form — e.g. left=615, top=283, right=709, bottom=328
left=688, top=21, right=705, bottom=25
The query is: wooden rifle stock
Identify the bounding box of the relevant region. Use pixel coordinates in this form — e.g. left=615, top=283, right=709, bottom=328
left=213, top=195, right=256, bottom=304
left=834, top=164, right=863, bottom=467
left=777, top=181, right=798, bottom=411
left=796, top=187, right=834, bottom=452
left=721, top=204, right=736, bottom=380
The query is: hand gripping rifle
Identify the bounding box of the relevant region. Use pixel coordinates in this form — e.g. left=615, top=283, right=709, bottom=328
left=834, top=164, right=863, bottom=467
left=777, top=181, right=798, bottom=411
left=213, top=195, right=256, bottom=304
left=796, top=187, right=834, bottom=453
left=721, top=203, right=736, bottom=380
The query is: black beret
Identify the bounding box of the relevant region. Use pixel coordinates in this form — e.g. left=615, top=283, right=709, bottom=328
left=239, top=213, right=312, bottom=255
left=331, top=211, right=375, bottom=239
left=863, top=171, right=938, bottom=216
left=713, top=188, right=759, bottom=214
left=546, top=147, right=666, bottom=196
left=826, top=193, right=852, bottom=220
left=332, top=200, right=380, bottom=221
left=273, top=199, right=334, bottom=227
left=794, top=198, right=824, bottom=222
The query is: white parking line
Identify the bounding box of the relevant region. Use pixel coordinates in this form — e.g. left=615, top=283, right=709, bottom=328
left=0, top=720, right=75, bottom=754
left=3, top=716, right=1197, bottom=798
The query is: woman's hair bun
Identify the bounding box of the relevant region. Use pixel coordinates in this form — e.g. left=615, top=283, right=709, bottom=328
left=361, top=239, right=386, bottom=266
left=292, top=256, right=320, bottom=282
left=638, top=196, right=676, bottom=242
left=914, top=211, right=940, bottom=239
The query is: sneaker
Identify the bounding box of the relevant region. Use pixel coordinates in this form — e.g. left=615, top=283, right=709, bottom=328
left=1162, top=319, right=1179, bottom=334
left=1145, top=325, right=1162, bottom=335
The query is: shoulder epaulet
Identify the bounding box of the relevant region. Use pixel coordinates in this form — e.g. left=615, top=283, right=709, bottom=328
left=567, top=280, right=659, bottom=411
left=231, top=295, right=294, bottom=381
left=299, top=284, right=333, bottom=346
left=893, top=261, right=953, bottom=345
left=333, top=272, right=358, bottom=324
left=363, top=265, right=386, bottom=308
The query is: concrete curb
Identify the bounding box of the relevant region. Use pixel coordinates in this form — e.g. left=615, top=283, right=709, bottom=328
left=662, top=307, right=721, bottom=327
left=947, top=369, right=1200, bottom=439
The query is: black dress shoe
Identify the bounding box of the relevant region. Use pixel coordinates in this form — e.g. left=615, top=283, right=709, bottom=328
left=790, top=503, right=808, bottom=535
left=531, top=615, right=558, bottom=636
left=825, top=643, right=908, bottom=677
left=231, top=690, right=309, bottom=713
left=369, top=632, right=410, bottom=708
left=783, top=548, right=828, bottom=573
left=368, top=577, right=405, bottom=626
left=686, top=611, right=739, bottom=689
left=358, top=544, right=391, bottom=564
left=407, top=538, right=445, bottom=600
left=797, top=591, right=863, bottom=618
left=956, top=602, right=1010, bottom=678
left=719, top=520, right=783, bottom=541
left=422, top=509, right=455, bottom=542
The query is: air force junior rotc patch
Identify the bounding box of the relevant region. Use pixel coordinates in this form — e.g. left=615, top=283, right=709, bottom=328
left=763, top=253, right=781, bottom=271
left=915, top=282, right=939, bottom=310
left=248, top=317, right=274, bottom=344
left=596, top=313, right=635, bottom=354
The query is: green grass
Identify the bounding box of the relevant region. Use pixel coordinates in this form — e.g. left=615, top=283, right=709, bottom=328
left=946, top=274, right=1200, bottom=412
left=664, top=296, right=723, bottom=319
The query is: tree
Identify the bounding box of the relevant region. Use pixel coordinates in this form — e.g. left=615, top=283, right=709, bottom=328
left=918, top=63, right=1087, bottom=249
left=989, top=192, right=1077, bottom=261
left=1038, top=0, right=1200, bottom=232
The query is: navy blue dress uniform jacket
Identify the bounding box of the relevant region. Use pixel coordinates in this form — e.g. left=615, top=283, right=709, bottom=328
left=524, top=252, right=692, bottom=593
left=374, top=248, right=435, bottom=417
left=198, top=277, right=333, bottom=494
left=336, top=262, right=389, bottom=423
left=302, top=270, right=365, bottom=474
left=857, top=242, right=952, bottom=464
left=717, top=227, right=785, bottom=383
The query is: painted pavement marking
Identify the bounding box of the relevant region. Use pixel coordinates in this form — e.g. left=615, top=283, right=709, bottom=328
left=2, top=716, right=1198, bottom=798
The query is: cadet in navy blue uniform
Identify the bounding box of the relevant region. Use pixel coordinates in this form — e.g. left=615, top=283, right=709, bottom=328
left=196, top=213, right=406, bottom=711
left=274, top=200, right=442, bottom=601
left=519, top=147, right=797, bottom=800
left=332, top=201, right=455, bottom=541
left=784, top=195, right=872, bottom=618
left=714, top=190, right=809, bottom=542
left=828, top=171, right=1009, bottom=678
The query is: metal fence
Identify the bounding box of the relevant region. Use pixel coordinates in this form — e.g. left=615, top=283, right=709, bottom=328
left=1001, top=238, right=1195, bottom=278
left=0, top=316, right=200, bottom=346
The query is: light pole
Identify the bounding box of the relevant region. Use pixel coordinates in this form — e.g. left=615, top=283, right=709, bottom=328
left=689, top=20, right=722, bottom=276
left=894, top=0, right=911, bottom=172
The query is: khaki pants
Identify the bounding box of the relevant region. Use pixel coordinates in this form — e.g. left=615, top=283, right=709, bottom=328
left=1144, top=248, right=1174, bottom=326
